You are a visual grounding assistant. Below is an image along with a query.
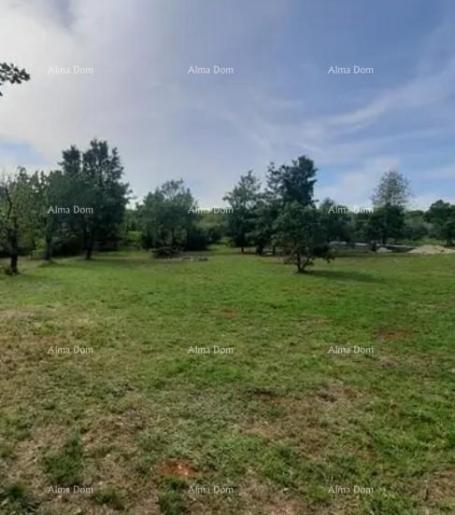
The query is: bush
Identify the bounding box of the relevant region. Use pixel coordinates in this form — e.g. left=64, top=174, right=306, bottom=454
left=152, top=247, right=182, bottom=258
left=185, top=225, right=209, bottom=251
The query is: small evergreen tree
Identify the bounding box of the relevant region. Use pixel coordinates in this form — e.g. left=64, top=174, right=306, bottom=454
left=272, top=156, right=331, bottom=272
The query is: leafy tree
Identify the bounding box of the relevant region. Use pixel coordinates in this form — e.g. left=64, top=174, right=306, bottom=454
left=271, top=155, right=331, bottom=272
left=369, top=170, right=410, bottom=245
left=367, top=205, right=405, bottom=245
left=139, top=180, right=197, bottom=251
left=0, top=62, right=30, bottom=96
left=403, top=210, right=429, bottom=241
left=352, top=211, right=371, bottom=242
left=59, top=140, right=130, bottom=259
left=372, top=170, right=411, bottom=208
left=267, top=157, right=317, bottom=205
left=318, top=198, right=353, bottom=243
left=35, top=170, right=73, bottom=260
left=425, top=200, right=455, bottom=246
left=249, top=162, right=287, bottom=256
left=251, top=193, right=276, bottom=255
left=276, top=202, right=331, bottom=272
left=197, top=211, right=225, bottom=245
left=0, top=169, right=39, bottom=273
left=223, top=171, right=261, bottom=253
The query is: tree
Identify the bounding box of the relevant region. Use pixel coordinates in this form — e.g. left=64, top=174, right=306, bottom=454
left=403, top=210, right=429, bottom=241
left=59, top=140, right=130, bottom=259
left=251, top=193, right=276, bottom=255
left=370, top=170, right=410, bottom=245
left=318, top=198, right=353, bottom=243
left=139, top=180, right=197, bottom=251
left=276, top=202, right=331, bottom=272
left=425, top=200, right=455, bottom=246
left=267, top=156, right=317, bottom=205
left=249, top=162, right=286, bottom=256
left=0, top=169, right=39, bottom=273
left=352, top=211, right=371, bottom=242
left=372, top=170, right=411, bottom=208
left=271, top=155, right=331, bottom=272
left=223, top=171, right=261, bottom=253
left=367, top=205, right=405, bottom=245
left=0, top=62, right=30, bottom=96
left=35, top=170, right=71, bottom=261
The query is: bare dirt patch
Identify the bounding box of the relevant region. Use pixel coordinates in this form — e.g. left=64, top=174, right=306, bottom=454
left=375, top=327, right=413, bottom=342
left=217, top=308, right=238, bottom=319
left=159, top=459, right=199, bottom=479
left=423, top=468, right=455, bottom=510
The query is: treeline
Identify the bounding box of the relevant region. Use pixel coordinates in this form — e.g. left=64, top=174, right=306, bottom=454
left=0, top=140, right=129, bottom=273
left=0, top=139, right=223, bottom=273
left=222, top=163, right=455, bottom=260
left=1, top=143, right=455, bottom=274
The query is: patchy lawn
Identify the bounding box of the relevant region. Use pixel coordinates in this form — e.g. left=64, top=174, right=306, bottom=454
left=0, top=251, right=454, bottom=514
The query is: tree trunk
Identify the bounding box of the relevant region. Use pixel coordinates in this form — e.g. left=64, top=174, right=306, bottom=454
left=296, top=252, right=302, bottom=273
left=241, top=246, right=245, bottom=254
left=8, top=227, right=19, bottom=274
left=85, top=244, right=93, bottom=260
left=296, top=253, right=311, bottom=273
left=44, top=236, right=53, bottom=261
left=10, top=253, right=19, bottom=274
left=272, top=245, right=276, bottom=256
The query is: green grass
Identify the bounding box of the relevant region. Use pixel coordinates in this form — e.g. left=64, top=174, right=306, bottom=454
left=0, top=250, right=454, bottom=514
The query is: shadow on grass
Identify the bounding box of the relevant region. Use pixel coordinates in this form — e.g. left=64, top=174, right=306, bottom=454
left=304, top=269, right=384, bottom=284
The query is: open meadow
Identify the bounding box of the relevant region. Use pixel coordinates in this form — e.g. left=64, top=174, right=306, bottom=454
left=0, top=250, right=454, bottom=514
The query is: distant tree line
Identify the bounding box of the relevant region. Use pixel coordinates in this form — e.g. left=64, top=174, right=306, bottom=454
left=2, top=148, right=455, bottom=274
left=1, top=63, right=454, bottom=274
left=222, top=164, right=455, bottom=270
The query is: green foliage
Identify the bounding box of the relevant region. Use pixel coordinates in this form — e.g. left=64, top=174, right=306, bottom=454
left=372, top=170, right=411, bottom=208
left=139, top=179, right=197, bottom=251
left=0, top=169, right=41, bottom=273
left=185, top=224, right=209, bottom=251
left=276, top=202, right=331, bottom=271
left=403, top=210, right=430, bottom=241
left=223, top=170, right=261, bottom=252
left=152, top=246, right=182, bottom=258
left=58, top=140, right=130, bottom=259
left=425, top=200, right=455, bottom=245
left=251, top=193, right=277, bottom=254
left=318, top=198, right=353, bottom=242
left=197, top=211, right=225, bottom=245
left=367, top=205, right=405, bottom=245
left=267, top=156, right=317, bottom=205
left=267, top=155, right=332, bottom=271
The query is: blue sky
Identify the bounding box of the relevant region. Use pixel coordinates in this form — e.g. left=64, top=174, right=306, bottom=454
left=1, top=0, right=454, bottom=208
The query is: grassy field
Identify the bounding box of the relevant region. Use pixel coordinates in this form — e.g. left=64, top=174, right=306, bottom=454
left=0, top=250, right=454, bottom=514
